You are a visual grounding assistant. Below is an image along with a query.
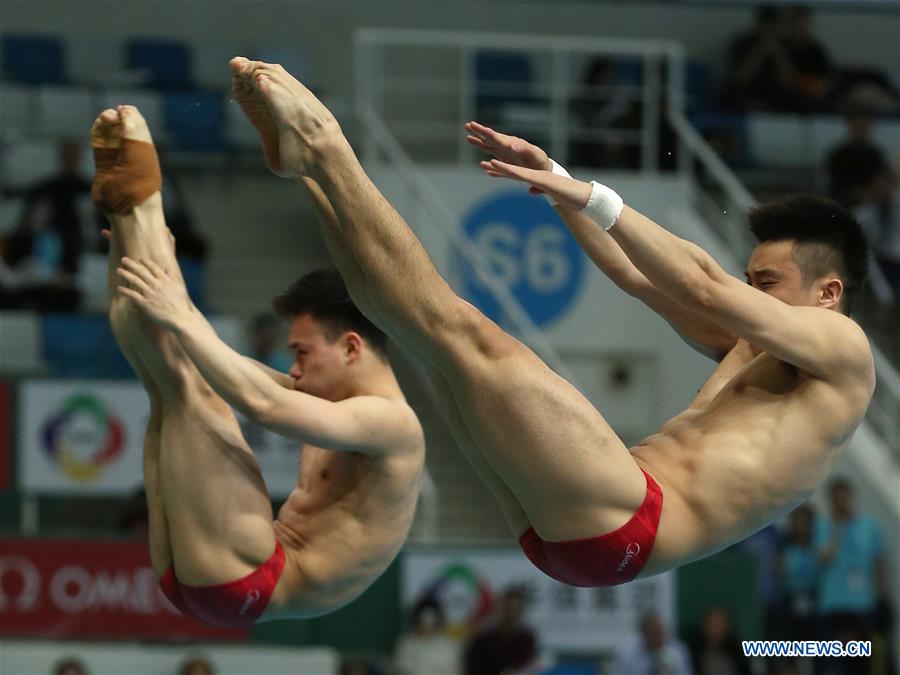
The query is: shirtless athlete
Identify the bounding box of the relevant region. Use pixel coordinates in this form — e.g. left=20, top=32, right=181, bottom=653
left=230, top=56, right=875, bottom=587
left=93, top=106, right=424, bottom=627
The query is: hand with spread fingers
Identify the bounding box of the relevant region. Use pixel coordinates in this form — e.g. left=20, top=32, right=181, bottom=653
left=116, top=256, right=195, bottom=331
left=480, top=157, right=593, bottom=211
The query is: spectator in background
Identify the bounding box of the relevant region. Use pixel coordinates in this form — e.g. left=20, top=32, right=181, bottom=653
left=826, top=109, right=899, bottom=308
left=815, top=478, right=887, bottom=675
left=395, top=599, right=460, bottom=675
left=722, top=6, right=795, bottom=111
left=6, top=140, right=95, bottom=275
left=570, top=57, right=640, bottom=170
left=249, top=312, right=292, bottom=372
left=781, top=5, right=832, bottom=111
left=854, top=169, right=900, bottom=311
left=826, top=108, right=890, bottom=208
left=0, top=194, right=80, bottom=312
left=689, top=605, right=750, bottom=675
left=52, top=658, right=89, bottom=675
left=612, top=612, right=693, bottom=675
left=157, top=162, right=207, bottom=264
left=736, top=524, right=782, bottom=642
left=779, top=505, right=819, bottom=643
left=463, top=585, right=538, bottom=675
left=177, top=656, right=215, bottom=675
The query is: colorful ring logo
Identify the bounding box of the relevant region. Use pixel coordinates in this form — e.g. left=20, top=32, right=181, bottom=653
left=413, top=562, right=494, bottom=637
left=42, top=393, right=124, bottom=482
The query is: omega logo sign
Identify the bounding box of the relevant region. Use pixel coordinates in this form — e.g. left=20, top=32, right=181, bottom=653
left=0, top=557, right=41, bottom=611
left=0, top=556, right=177, bottom=615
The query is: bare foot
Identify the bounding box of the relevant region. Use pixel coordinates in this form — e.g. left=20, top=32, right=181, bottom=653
left=230, top=57, right=288, bottom=177
left=230, top=57, right=342, bottom=177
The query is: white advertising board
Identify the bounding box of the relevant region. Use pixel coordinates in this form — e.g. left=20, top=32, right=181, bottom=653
left=403, top=548, right=675, bottom=653
left=18, top=380, right=300, bottom=498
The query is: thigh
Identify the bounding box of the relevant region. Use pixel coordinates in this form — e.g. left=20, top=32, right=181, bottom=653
left=110, top=301, right=172, bottom=575
left=439, top=309, right=647, bottom=541
left=158, top=387, right=276, bottom=586
left=427, top=369, right=531, bottom=539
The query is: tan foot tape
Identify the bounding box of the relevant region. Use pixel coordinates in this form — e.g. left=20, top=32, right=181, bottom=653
left=92, top=139, right=162, bottom=214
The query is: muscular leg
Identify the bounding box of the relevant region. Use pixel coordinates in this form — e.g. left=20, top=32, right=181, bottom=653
left=94, top=107, right=276, bottom=584
left=236, top=61, right=647, bottom=541
left=426, top=369, right=531, bottom=538
left=107, top=226, right=171, bottom=575
left=301, top=175, right=530, bottom=536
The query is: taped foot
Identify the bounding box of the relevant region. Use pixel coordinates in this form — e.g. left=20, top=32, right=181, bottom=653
left=91, top=106, right=162, bottom=214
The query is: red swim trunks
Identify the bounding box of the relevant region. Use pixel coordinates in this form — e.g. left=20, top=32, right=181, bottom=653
left=159, top=540, right=285, bottom=628
left=519, top=469, right=663, bottom=587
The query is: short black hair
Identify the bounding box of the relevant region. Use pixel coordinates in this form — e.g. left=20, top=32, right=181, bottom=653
left=272, top=267, right=388, bottom=356
left=747, top=194, right=869, bottom=315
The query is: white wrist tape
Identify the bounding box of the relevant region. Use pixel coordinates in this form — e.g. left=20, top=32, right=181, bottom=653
left=582, top=181, right=624, bottom=231
left=543, top=158, right=571, bottom=206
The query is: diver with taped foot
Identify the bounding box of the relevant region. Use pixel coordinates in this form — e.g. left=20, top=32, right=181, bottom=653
left=94, top=104, right=424, bottom=627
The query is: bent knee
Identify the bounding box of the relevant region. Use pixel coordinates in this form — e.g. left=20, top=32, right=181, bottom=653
left=445, top=299, right=522, bottom=362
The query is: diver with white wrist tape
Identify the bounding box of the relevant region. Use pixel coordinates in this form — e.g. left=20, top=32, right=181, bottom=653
left=465, top=120, right=873, bottom=584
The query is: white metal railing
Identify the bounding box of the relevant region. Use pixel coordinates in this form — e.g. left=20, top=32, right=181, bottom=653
left=354, top=28, right=686, bottom=172
left=669, top=107, right=900, bottom=457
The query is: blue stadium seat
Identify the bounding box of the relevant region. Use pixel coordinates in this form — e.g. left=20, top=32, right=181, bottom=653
left=1, top=34, right=64, bottom=84
left=474, top=50, right=535, bottom=112
left=686, top=60, right=714, bottom=112
left=164, top=91, right=225, bottom=151
left=127, top=38, right=192, bottom=89
left=41, top=315, right=134, bottom=379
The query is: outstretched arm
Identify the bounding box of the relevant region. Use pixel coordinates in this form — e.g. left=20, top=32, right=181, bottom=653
left=485, top=161, right=873, bottom=382
left=116, top=257, right=411, bottom=454
left=247, top=357, right=294, bottom=389
left=466, top=122, right=736, bottom=359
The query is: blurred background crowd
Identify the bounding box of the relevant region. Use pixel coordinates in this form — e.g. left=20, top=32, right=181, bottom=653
left=0, top=1, right=897, bottom=674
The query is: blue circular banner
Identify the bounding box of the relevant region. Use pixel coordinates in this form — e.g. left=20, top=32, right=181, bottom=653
left=460, top=191, right=585, bottom=327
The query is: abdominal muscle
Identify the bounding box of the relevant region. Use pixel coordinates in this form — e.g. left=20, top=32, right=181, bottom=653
left=631, top=341, right=852, bottom=574
left=263, top=447, right=420, bottom=617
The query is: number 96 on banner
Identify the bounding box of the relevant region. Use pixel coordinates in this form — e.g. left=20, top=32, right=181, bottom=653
left=460, top=192, right=585, bottom=327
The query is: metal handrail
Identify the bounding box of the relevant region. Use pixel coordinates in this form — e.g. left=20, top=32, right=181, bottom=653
left=353, top=27, right=686, bottom=170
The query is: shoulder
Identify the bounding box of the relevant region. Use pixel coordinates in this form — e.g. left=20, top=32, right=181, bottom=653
left=341, top=395, right=424, bottom=452
left=801, top=309, right=873, bottom=381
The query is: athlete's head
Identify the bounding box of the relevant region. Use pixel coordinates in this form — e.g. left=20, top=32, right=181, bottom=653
left=746, top=194, right=869, bottom=315
left=273, top=267, right=388, bottom=399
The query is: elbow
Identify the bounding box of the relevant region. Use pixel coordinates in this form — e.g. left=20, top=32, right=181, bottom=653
left=242, top=393, right=275, bottom=425
left=681, top=251, right=724, bottom=310
left=669, top=269, right=716, bottom=310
